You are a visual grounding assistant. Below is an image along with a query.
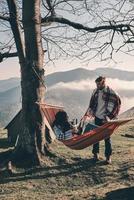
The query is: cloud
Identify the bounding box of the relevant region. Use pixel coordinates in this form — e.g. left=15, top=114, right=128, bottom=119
left=106, top=78, right=134, bottom=91
left=48, top=78, right=134, bottom=113
left=49, top=78, right=134, bottom=91
left=49, top=79, right=95, bottom=91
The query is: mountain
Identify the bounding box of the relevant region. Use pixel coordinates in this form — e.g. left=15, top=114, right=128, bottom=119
left=0, top=86, right=21, bottom=127
left=0, top=86, right=21, bottom=106
left=45, top=87, right=90, bottom=121
left=1, top=68, right=134, bottom=91
left=45, top=67, right=134, bottom=87
left=0, top=67, right=134, bottom=127
left=119, top=107, right=134, bottom=119
left=94, top=68, right=134, bottom=81
left=45, top=68, right=96, bottom=87
left=0, top=77, right=20, bottom=93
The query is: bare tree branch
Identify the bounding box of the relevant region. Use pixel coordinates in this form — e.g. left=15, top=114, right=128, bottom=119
left=0, top=51, right=18, bottom=62
left=0, top=14, right=10, bottom=21
left=6, top=0, right=25, bottom=65
left=41, top=16, right=130, bottom=34
left=1, top=0, right=134, bottom=65
left=46, top=0, right=56, bottom=16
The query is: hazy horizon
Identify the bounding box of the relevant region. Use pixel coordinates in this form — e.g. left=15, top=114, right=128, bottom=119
left=0, top=70, right=133, bottom=114
left=1, top=52, right=134, bottom=80
left=1, top=59, right=134, bottom=81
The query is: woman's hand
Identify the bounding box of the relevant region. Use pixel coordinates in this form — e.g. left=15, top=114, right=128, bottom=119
left=72, top=125, right=78, bottom=133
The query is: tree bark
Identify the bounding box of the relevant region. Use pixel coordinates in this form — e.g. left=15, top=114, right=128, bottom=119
left=6, top=0, right=49, bottom=167
left=20, top=0, right=48, bottom=165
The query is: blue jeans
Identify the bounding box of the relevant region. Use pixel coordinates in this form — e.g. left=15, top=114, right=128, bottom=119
left=92, top=117, right=112, bottom=157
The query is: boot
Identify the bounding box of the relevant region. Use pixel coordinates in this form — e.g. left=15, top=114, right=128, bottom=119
left=105, top=156, right=112, bottom=164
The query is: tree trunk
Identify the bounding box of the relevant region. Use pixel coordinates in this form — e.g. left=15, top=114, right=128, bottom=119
left=6, top=0, right=50, bottom=167
left=19, top=0, right=48, bottom=165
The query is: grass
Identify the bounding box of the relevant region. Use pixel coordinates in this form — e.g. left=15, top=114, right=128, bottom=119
left=0, top=121, right=134, bottom=200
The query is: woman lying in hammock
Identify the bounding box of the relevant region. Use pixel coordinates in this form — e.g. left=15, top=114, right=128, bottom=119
left=52, top=111, right=98, bottom=140
left=52, top=111, right=80, bottom=140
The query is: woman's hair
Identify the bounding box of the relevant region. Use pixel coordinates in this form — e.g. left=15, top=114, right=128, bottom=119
left=54, top=111, right=68, bottom=126
left=53, top=111, right=71, bottom=132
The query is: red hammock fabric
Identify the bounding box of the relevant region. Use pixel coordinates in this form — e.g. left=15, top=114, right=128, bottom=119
left=39, top=103, right=63, bottom=126
left=39, top=103, right=132, bottom=150
left=62, top=119, right=132, bottom=150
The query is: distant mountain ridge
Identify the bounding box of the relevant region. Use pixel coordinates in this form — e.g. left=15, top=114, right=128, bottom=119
left=0, top=77, right=20, bottom=93
left=45, top=67, right=134, bottom=87
left=119, top=107, right=134, bottom=119
left=94, top=68, right=134, bottom=81
left=0, top=67, right=134, bottom=127
left=1, top=67, right=134, bottom=92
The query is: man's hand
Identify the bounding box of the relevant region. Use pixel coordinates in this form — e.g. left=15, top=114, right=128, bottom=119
left=85, top=109, right=94, bottom=118
left=102, top=116, right=110, bottom=123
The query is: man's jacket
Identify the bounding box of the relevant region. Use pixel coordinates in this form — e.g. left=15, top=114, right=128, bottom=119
left=89, top=86, right=121, bottom=119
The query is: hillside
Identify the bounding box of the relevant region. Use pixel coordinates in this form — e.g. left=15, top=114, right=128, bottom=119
left=0, top=67, right=134, bottom=127
left=45, top=67, right=134, bottom=85
left=1, top=67, right=134, bottom=90
left=0, top=86, right=21, bottom=127
left=119, top=107, right=134, bottom=119
left=94, top=68, right=134, bottom=81
left=0, top=78, right=20, bottom=93
left=0, top=120, right=134, bottom=200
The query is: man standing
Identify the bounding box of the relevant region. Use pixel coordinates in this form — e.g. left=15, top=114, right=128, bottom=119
left=85, top=76, right=121, bottom=164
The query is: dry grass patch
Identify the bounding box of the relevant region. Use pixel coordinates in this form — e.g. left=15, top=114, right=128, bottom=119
left=0, top=122, right=134, bottom=200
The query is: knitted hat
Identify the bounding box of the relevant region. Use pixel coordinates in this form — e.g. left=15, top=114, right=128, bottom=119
left=95, top=76, right=106, bottom=83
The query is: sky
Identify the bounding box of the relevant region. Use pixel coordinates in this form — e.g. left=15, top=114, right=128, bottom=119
left=0, top=0, right=134, bottom=80
left=0, top=51, right=134, bottom=80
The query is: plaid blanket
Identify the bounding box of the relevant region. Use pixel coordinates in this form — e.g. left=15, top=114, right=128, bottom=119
left=53, top=125, right=73, bottom=140
left=89, top=86, right=121, bottom=119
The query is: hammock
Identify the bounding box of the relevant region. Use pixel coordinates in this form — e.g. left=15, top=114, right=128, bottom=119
left=62, top=119, right=131, bottom=150
left=39, top=103, right=132, bottom=150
